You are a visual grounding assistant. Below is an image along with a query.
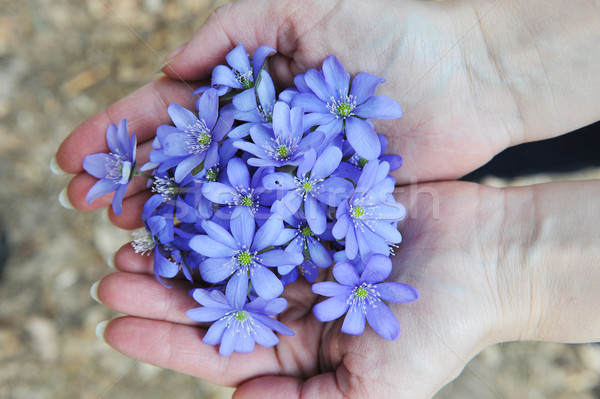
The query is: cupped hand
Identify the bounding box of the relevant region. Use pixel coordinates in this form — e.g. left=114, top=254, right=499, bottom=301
left=56, top=0, right=527, bottom=227
left=94, top=181, right=518, bottom=399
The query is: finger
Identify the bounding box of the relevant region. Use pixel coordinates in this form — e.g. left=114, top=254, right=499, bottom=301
left=103, top=316, right=282, bottom=386
left=233, top=372, right=350, bottom=399
left=162, top=0, right=334, bottom=82
left=64, top=139, right=153, bottom=212
left=97, top=272, right=197, bottom=324
left=113, top=242, right=154, bottom=274
left=56, top=77, right=197, bottom=174
left=107, top=189, right=152, bottom=230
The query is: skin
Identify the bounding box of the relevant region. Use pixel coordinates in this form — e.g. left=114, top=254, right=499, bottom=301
left=55, top=0, right=600, bottom=397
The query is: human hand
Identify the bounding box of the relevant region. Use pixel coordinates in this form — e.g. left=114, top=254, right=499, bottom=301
left=92, top=181, right=522, bottom=398
left=55, top=0, right=560, bottom=223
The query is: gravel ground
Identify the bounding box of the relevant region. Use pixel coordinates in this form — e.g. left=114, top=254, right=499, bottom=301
left=1, top=1, right=599, bottom=398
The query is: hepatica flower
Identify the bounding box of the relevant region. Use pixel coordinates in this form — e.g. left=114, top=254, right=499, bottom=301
left=82, top=119, right=136, bottom=215
left=82, top=45, right=416, bottom=356
left=149, top=88, right=234, bottom=183
left=190, top=212, right=303, bottom=308
left=187, top=288, right=294, bottom=356
left=291, top=55, right=402, bottom=160
left=312, top=254, right=418, bottom=340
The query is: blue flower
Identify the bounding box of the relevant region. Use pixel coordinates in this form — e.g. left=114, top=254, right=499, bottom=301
left=290, top=55, right=402, bottom=160
left=332, top=160, right=406, bottom=262
left=201, top=157, right=274, bottom=221
left=193, top=44, right=276, bottom=98
left=312, top=254, right=418, bottom=340
left=263, top=147, right=353, bottom=234
left=82, top=119, right=136, bottom=215
left=234, top=102, right=324, bottom=168
left=189, top=211, right=303, bottom=308
left=148, top=89, right=234, bottom=183
left=187, top=288, right=294, bottom=356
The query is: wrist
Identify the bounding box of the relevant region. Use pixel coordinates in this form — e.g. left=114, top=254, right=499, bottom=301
left=472, top=0, right=600, bottom=145
left=496, top=181, right=600, bottom=343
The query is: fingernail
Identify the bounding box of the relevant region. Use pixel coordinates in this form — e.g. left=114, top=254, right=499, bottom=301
left=58, top=188, right=74, bottom=210
left=107, top=253, right=116, bottom=269
left=162, top=42, right=187, bottom=67
left=95, top=320, right=109, bottom=343
left=101, top=207, right=110, bottom=223
left=90, top=280, right=102, bottom=304
left=49, top=155, right=67, bottom=175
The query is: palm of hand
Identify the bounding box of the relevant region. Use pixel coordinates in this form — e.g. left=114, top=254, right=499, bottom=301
left=100, top=182, right=505, bottom=399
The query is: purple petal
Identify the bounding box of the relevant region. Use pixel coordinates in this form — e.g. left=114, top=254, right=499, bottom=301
left=345, top=118, right=381, bottom=160
left=322, top=55, right=349, bottom=93
left=227, top=158, right=250, bottom=189
left=341, top=307, right=366, bottom=335
left=226, top=272, right=249, bottom=309
left=199, top=257, right=234, bottom=283
left=191, top=288, right=230, bottom=308
left=262, top=172, right=296, bottom=190
left=310, top=146, right=342, bottom=180
left=168, top=103, right=198, bottom=131
left=186, top=306, right=229, bottom=322
left=380, top=154, right=403, bottom=171
left=233, top=325, right=256, bottom=353
left=333, top=261, right=360, bottom=286
left=204, top=142, right=219, bottom=170
left=354, top=96, right=402, bottom=120
left=251, top=264, right=283, bottom=299
left=312, top=295, right=350, bottom=322
left=272, top=101, right=291, bottom=140
left=291, top=93, right=329, bottom=114
left=305, top=195, right=326, bottom=235
left=86, top=179, right=116, bottom=203
left=369, top=220, right=402, bottom=244
left=232, top=88, right=257, bottom=112
left=304, top=69, right=335, bottom=103
left=203, top=319, right=227, bottom=345
left=211, top=65, right=242, bottom=89
left=316, top=177, right=353, bottom=207
left=189, top=235, right=235, bottom=257
left=260, top=249, right=302, bottom=267
left=218, top=327, right=237, bottom=356
left=252, top=45, right=276, bottom=76
left=366, top=302, right=400, bottom=340
left=174, top=154, right=204, bottom=183
left=105, top=123, right=119, bottom=154
left=332, top=214, right=350, bottom=240
left=234, top=140, right=266, bottom=158
left=228, top=121, right=254, bottom=138
left=349, top=73, right=385, bottom=103
left=377, top=282, right=419, bottom=303
left=251, top=321, right=279, bottom=347
left=272, top=228, right=297, bottom=246
left=83, top=154, right=112, bottom=179
left=372, top=203, right=407, bottom=222
left=344, top=226, right=358, bottom=260
left=200, top=220, right=238, bottom=249
left=212, top=111, right=234, bottom=141
left=245, top=297, right=287, bottom=315
left=361, top=254, right=392, bottom=284
left=312, top=281, right=350, bottom=297
left=230, top=207, right=255, bottom=248
left=256, top=70, right=276, bottom=108
left=297, top=149, right=316, bottom=177
left=307, top=237, right=332, bottom=268
left=111, top=184, right=128, bottom=215
left=251, top=215, right=283, bottom=251
left=253, top=314, right=295, bottom=336
left=226, top=44, right=251, bottom=74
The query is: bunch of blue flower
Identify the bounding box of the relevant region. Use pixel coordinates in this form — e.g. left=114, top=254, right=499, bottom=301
left=84, top=44, right=419, bottom=356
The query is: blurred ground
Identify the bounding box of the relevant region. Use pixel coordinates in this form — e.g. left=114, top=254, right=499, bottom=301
left=0, top=1, right=599, bottom=398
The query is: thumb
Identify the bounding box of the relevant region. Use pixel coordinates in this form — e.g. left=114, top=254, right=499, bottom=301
left=161, top=0, right=291, bottom=81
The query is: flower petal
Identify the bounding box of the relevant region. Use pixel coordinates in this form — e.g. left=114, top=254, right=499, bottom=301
left=310, top=146, right=342, bottom=180
left=227, top=157, right=250, bottom=188
left=361, top=254, right=392, bottom=284
left=307, top=237, right=332, bottom=268
left=200, top=220, right=238, bottom=249
left=82, top=154, right=111, bottom=179
left=230, top=206, right=255, bottom=248
left=322, top=55, right=350, bottom=93
left=203, top=318, right=227, bottom=345
left=305, top=195, right=326, bottom=235
left=251, top=264, right=283, bottom=299
left=304, top=69, right=334, bottom=103
left=252, top=45, right=276, bottom=76
left=168, top=103, right=198, bottom=131
left=251, top=215, right=282, bottom=251
left=312, top=281, right=350, bottom=297
left=196, top=88, right=219, bottom=129
left=341, top=307, right=366, bottom=335
left=189, top=235, right=235, bottom=257
left=332, top=261, right=360, bottom=286
left=312, top=295, right=350, bottom=322
left=345, top=118, right=381, bottom=160
left=260, top=249, right=302, bottom=267
left=186, top=306, right=229, bottom=322
left=86, top=179, right=116, bottom=203
left=226, top=272, right=249, bottom=309
left=349, top=73, right=385, bottom=103
left=377, top=282, right=419, bottom=303
left=232, top=87, right=257, bottom=112
left=226, top=44, right=251, bottom=74
left=199, top=257, right=234, bottom=283
left=354, top=96, right=402, bottom=120
left=366, top=301, right=400, bottom=340
left=211, top=65, right=242, bottom=89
